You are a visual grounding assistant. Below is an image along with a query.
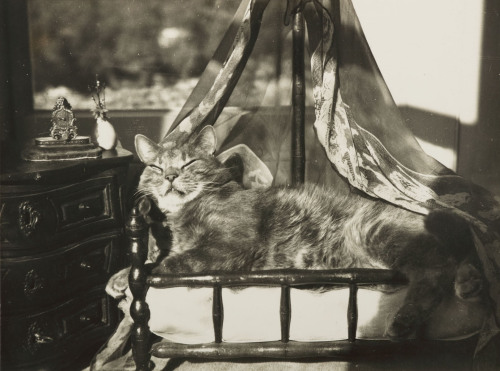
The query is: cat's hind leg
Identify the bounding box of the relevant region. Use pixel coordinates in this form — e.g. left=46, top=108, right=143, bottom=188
left=454, top=257, right=484, bottom=301
left=386, top=210, right=480, bottom=339
left=385, top=262, right=456, bottom=339
left=384, top=230, right=459, bottom=339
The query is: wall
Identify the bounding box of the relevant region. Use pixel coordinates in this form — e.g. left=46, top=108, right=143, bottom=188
left=458, top=0, right=500, bottom=196
left=352, top=0, right=499, bottom=196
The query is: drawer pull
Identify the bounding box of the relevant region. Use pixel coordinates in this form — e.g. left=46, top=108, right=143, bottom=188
left=24, top=269, right=45, bottom=296
left=79, top=315, right=92, bottom=323
left=78, top=202, right=91, bottom=211
left=34, top=333, right=54, bottom=344
left=80, top=261, right=93, bottom=270
left=26, top=323, right=53, bottom=354
left=18, top=201, right=41, bottom=237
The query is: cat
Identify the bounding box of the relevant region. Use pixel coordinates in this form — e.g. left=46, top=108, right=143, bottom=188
left=133, top=125, right=483, bottom=339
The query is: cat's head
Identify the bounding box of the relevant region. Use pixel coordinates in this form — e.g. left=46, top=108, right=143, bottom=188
left=135, top=126, right=235, bottom=214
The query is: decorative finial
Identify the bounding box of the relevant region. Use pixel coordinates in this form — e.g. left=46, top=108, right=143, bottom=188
left=53, top=96, right=72, bottom=111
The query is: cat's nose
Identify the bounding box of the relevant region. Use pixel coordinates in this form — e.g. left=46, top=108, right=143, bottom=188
left=165, top=173, right=178, bottom=182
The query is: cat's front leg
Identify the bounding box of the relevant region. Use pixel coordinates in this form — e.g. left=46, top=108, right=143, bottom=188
left=152, top=249, right=215, bottom=275
left=152, top=255, right=193, bottom=275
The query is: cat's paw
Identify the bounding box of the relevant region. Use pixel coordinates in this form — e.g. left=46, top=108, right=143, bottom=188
left=385, top=305, right=420, bottom=340
left=454, top=262, right=483, bottom=301
left=105, top=267, right=131, bottom=299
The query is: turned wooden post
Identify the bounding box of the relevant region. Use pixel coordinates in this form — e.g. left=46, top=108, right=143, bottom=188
left=212, top=285, right=224, bottom=343
left=291, top=10, right=305, bottom=186
left=127, top=206, right=151, bottom=371
left=280, top=285, right=291, bottom=343
left=347, top=283, right=358, bottom=342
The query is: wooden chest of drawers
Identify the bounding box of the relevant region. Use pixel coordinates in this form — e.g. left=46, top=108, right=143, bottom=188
left=0, top=149, right=133, bottom=370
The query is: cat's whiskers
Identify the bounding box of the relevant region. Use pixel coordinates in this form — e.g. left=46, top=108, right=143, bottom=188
left=177, top=180, right=223, bottom=192
left=134, top=188, right=155, bottom=199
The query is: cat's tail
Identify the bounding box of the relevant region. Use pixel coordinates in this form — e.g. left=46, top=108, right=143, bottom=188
left=424, top=209, right=475, bottom=261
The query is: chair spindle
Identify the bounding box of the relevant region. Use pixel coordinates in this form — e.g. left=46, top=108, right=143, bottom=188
left=213, top=285, right=224, bottom=343
left=280, top=285, right=292, bottom=342
left=347, top=283, right=358, bottom=342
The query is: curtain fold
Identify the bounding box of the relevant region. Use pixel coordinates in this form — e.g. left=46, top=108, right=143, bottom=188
left=167, top=0, right=253, bottom=131
left=161, top=0, right=270, bottom=145
left=305, top=0, right=500, bottom=363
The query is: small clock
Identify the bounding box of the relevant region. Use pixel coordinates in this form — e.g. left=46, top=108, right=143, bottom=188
left=50, top=97, right=78, bottom=141
left=21, top=97, right=102, bottom=161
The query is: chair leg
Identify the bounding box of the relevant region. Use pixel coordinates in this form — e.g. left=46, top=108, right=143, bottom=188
left=127, top=206, right=152, bottom=371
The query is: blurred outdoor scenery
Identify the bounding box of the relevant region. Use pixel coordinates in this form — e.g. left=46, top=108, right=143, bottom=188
left=28, top=0, right=299, bottom=111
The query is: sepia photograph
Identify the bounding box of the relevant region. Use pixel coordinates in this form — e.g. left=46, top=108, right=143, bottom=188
left=1, top=0, right=499, bottom=370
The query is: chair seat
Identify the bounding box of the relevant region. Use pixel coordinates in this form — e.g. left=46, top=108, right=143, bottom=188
left=146, top=285, right=485, bottom=345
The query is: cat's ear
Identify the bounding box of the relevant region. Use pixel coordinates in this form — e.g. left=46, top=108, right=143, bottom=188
left=135, top=134, right=160, bottom=164
left=192, top=126, right=217, bottom=155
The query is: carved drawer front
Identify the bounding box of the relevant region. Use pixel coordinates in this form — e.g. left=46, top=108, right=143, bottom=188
left=1, top=289, right=115, bottom=368
left=53, top=179, right=115, bottom=229
left=0, top=197, right=57, bottom=248
left=0, top=234, right=121, bottom=315
left=0, top=176, right=121, bottom=251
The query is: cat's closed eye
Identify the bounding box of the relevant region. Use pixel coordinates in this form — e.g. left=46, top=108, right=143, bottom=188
left=148, top=164, right=163, bottom=174
left=181, top=159, right=199, bottom=169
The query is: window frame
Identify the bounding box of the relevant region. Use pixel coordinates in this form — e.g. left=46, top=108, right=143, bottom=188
left=3, top=0, right=33, bottom=140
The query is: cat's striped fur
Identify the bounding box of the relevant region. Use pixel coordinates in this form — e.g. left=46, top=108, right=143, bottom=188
left=135, top=126, right=481, bottom=339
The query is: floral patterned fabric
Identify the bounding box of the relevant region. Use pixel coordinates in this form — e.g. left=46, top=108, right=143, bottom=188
left=304, top=1, right=500, bottom=362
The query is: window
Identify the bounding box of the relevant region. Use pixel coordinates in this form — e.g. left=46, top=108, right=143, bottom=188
left=28, top=0, right=241, bottom=110
left=3, top=0, right=497, bottom=194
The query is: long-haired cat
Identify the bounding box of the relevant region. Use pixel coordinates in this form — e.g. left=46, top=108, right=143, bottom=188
left=134, top=125, right=482, bottom=339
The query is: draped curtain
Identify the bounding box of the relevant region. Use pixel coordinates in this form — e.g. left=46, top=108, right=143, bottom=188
left=160, top=0, right=500, bottom=363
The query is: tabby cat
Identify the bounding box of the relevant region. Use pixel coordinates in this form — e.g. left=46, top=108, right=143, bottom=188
left=135, top=125, right=482, bottom=339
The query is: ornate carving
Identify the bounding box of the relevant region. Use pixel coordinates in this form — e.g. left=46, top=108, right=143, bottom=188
left=18, top=201, right=41, bottom=237
left=25, top=322, right=53, bottom=354
left=24, top=269, right=45, bottom=296
left=50, top=96, right=77, bottom=141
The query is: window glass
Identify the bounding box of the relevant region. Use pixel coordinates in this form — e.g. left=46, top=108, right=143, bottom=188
left=28, top=0, right=240, bottom=110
